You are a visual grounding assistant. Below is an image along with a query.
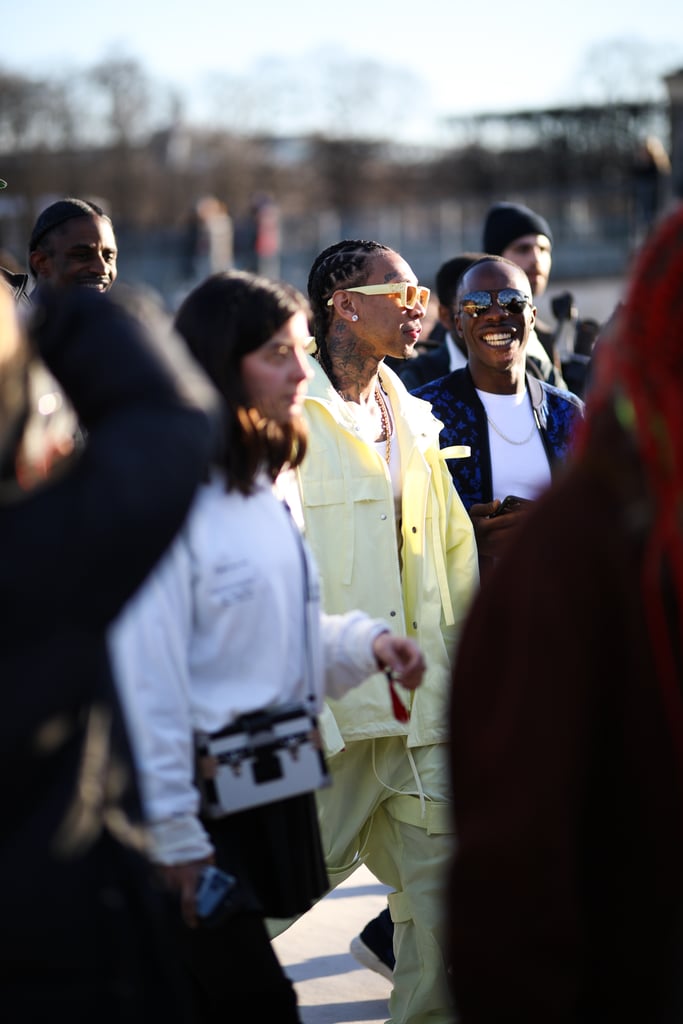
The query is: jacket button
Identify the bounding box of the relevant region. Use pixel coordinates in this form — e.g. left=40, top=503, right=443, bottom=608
left=411, top=526, right=417, bottom=533
left=380, top=513, right=387, bottom=521
left=412, top=621, right=418, bottom=629
left=390, top=610, right=397, bottom=617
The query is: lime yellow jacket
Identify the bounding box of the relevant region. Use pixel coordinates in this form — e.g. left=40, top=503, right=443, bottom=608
left=295, top=355, right=479, bottom=755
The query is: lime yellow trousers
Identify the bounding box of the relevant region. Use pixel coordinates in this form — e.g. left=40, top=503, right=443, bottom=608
left=269, top=736, right=457, bottom=1024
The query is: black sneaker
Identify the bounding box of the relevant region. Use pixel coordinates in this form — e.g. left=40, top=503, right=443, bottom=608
left=349, top=906, right=395, bottom=980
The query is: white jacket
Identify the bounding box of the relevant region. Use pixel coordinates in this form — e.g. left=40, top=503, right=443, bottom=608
left=110, top=473, right=389, bottom=864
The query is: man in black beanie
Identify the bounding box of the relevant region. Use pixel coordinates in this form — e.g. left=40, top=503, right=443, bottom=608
left=482, top=201, right=567, bottom=389
left=483, top=202, right=553, bottom=285
left=28, top=197, right=118, bottom=295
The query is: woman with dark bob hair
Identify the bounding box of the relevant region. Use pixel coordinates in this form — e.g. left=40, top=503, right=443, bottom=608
left=112, top=270, right=425, bottom=1023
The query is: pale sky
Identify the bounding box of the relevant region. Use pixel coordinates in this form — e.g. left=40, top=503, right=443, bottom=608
left=3, top=0, right=683, bottom=143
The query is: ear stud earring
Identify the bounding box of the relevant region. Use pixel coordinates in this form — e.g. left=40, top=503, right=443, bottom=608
left=351, top=314, right=359, bottom=322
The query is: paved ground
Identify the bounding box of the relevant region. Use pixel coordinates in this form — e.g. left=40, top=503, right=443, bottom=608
left=272, top=863, right=394, bottom=1024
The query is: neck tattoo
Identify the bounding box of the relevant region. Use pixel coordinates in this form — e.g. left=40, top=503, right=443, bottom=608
left=485, top=412, right=536, bottom=446
left=334, top=372, right=392, bottom=465
left=316, top=347, right=393, bottom=464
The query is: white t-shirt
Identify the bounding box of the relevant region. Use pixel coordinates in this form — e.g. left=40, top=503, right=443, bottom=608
left=475, top=388, right=552, bottom=501
left=343, top=388, right=402, bottom=500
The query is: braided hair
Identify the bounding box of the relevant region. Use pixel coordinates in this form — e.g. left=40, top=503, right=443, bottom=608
left=307, top=239, right=390, bottom=389
left=576, top=203, right=683, bottom=763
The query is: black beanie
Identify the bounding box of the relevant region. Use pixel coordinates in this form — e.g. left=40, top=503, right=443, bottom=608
left=482, top=202, right=553, bottom=255
left=29, top=198, right=107, bottom=252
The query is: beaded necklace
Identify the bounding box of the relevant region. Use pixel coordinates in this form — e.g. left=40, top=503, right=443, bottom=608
left=374, top=380, right=392, bottom=464
left=334, top=377, right=392, bottom=464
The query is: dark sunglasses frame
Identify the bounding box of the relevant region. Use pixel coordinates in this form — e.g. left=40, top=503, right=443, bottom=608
left=459, top=289, right=531, bottom=317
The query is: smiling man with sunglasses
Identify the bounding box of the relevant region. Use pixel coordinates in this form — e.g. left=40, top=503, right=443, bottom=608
left=412, top=255, right=583, bottom=580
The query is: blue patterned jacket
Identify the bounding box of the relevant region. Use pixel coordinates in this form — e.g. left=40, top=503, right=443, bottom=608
left=412, top=366, right=584, bottom=511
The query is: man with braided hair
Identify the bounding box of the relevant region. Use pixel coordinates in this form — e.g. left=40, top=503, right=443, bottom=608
left=272, top=239, right=478, bottom=1024
left=447, top=203, right=683, bottom=1022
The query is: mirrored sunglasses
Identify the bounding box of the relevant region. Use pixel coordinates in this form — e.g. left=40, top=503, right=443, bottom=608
left=459, top=289, right=531, bottom=317
left=327, top=281, right=430, bottom=310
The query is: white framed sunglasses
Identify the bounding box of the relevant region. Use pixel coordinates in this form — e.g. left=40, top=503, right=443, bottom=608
left=326, top=282, right=430, bottom=310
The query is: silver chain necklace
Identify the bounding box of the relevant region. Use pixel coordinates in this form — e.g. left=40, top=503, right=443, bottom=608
left=486, top=413, right=536, bottom=446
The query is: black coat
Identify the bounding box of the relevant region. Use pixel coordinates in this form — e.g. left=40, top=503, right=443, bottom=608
left=0, top=287, right=217, bottom=1021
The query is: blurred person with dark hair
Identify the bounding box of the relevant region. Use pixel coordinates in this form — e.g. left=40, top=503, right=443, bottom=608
left=239, top=191, right=281, bottom=279
left=181, top=195, right=234, bottom=285
left=631, top=135, right=672, bottom=243
left=0, top=279, right=218, bottom=1021
left=447, top=203, right=683, bottom=1022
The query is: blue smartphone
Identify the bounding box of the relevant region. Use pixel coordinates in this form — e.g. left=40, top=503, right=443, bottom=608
left=195, top=865, right=240, bottom=925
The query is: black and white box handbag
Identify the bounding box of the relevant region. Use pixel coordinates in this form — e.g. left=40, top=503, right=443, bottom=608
left=195, top=701, right=331, bottom=817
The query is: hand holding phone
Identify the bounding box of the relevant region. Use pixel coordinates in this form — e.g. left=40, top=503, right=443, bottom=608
left=490, top=495, right=533, bottom=518
left=195, top=865, right=243, bottom=927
